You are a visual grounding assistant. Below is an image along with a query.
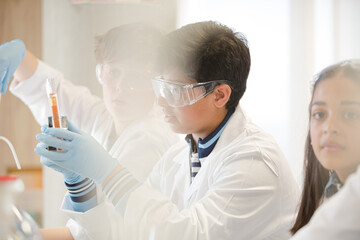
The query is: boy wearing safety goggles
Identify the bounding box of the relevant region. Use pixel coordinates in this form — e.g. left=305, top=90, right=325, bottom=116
left=36, top=21, right=300, bottom=239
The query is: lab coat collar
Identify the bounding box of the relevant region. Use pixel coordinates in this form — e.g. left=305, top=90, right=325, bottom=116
left=173, top=105, right=247, bottom=164
left=197, top=108, right=234, bottom=158
left=212, top=105, right=247, bottom=153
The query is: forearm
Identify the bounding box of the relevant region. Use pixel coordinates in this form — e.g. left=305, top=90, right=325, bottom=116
left=13, top=50, right=38, bottom=83
left=40, top=227, right=74, bottom=240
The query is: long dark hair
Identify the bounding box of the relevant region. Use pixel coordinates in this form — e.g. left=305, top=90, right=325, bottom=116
left=291, top=59, right=360, bottom=235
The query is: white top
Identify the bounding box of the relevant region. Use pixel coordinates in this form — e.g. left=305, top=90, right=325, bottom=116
left=10, top=60, right=180, bottom=228
left=61, top=106, right=300, bottom=239
left=291, top=165, right=360, bottom=240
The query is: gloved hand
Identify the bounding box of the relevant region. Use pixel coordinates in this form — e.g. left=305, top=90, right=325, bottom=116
left=0, top=39, right=26, bottom=94
left=40, top=146, right=98, bottom=213
left=39, top=154, right=84, bottom=184
left=34, top=121, right=118, bottom=185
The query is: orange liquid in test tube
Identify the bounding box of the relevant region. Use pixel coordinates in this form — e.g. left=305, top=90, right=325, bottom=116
left=46, top=78, right=65, bottom=151
left=49, top=94, right=60, bottom=128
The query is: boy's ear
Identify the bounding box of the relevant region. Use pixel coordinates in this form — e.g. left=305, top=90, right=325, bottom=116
left=213, top=84, right=231, bottom=108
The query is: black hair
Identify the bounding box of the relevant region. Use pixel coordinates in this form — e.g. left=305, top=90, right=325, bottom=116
left=155, top=21, right=251, bottom=110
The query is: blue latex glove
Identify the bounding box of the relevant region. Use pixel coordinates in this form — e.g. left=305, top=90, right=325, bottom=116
left=0, top=39, right=26, bottom=94
left=40, top=146, right=98, bottom=213
left=34, top=121, right=118, bottom=185
left=39, top=153, right=84, bottom=184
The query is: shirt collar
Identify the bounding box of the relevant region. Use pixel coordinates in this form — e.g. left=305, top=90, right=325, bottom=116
left=185, top=108, right=235, bottom=158
left=324, top=171, right=342, bottom=199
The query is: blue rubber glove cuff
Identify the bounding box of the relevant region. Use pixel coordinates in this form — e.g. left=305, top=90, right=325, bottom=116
left=65, top=177, right=97, bottom=212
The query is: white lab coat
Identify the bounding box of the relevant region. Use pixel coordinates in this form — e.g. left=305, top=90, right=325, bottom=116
left=291, top=165, right=360, bottom=240
left=62, top=105, right=300, bottom=239
left=10, top=60, right=179, bottom=228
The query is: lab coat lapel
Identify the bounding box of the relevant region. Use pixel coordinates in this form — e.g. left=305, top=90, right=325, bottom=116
left=216, top=106, right=247, bottom=149
left=184, top=106, right=247, bottom=205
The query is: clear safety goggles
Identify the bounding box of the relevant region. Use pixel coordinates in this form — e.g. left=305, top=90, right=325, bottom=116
left=96, top=64, right=153, bottom=91
left=152, top=76, right=229, bottom=107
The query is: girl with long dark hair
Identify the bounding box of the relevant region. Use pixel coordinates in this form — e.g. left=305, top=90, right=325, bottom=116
left=291, top=59, right=360, bottom=234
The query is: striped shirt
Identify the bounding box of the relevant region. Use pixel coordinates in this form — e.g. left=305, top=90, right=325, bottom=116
left=186, top=108, right=234, bottom=183
left=324, top=171, right=342, bottom=199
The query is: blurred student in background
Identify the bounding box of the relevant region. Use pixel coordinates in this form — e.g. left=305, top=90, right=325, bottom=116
left=0, top=23, right=179, bottom=236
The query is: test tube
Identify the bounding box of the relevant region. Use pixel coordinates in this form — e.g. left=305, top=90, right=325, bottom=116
left=46, top=78, right=61, bottom=128
left=47, top=116, right=68, bottom=151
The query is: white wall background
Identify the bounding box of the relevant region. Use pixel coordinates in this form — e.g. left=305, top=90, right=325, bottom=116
left=42, top=0, right=177, bottom=228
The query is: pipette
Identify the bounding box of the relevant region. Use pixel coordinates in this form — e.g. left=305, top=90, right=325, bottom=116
left=45, top=78, right=61, bottom=128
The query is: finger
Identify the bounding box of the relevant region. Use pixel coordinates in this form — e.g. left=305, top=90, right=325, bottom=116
left=40, top=156, right=60, bottom=169
left=36, top=133, right=71, bottom=150
left=42, top=126, right=77, bottom=140
left=0, top=41, right=10, bottom=48
left=11, top=39, right=26, bottom=52
left=67, top=120, right=84, bottom=135
left=40, top=157, right=68, bottom=175
left=41, top=125, right=47, bottom=132
left=34, top=142, right=68, bottom=161
left=36, top=142, right=48, bottom=149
